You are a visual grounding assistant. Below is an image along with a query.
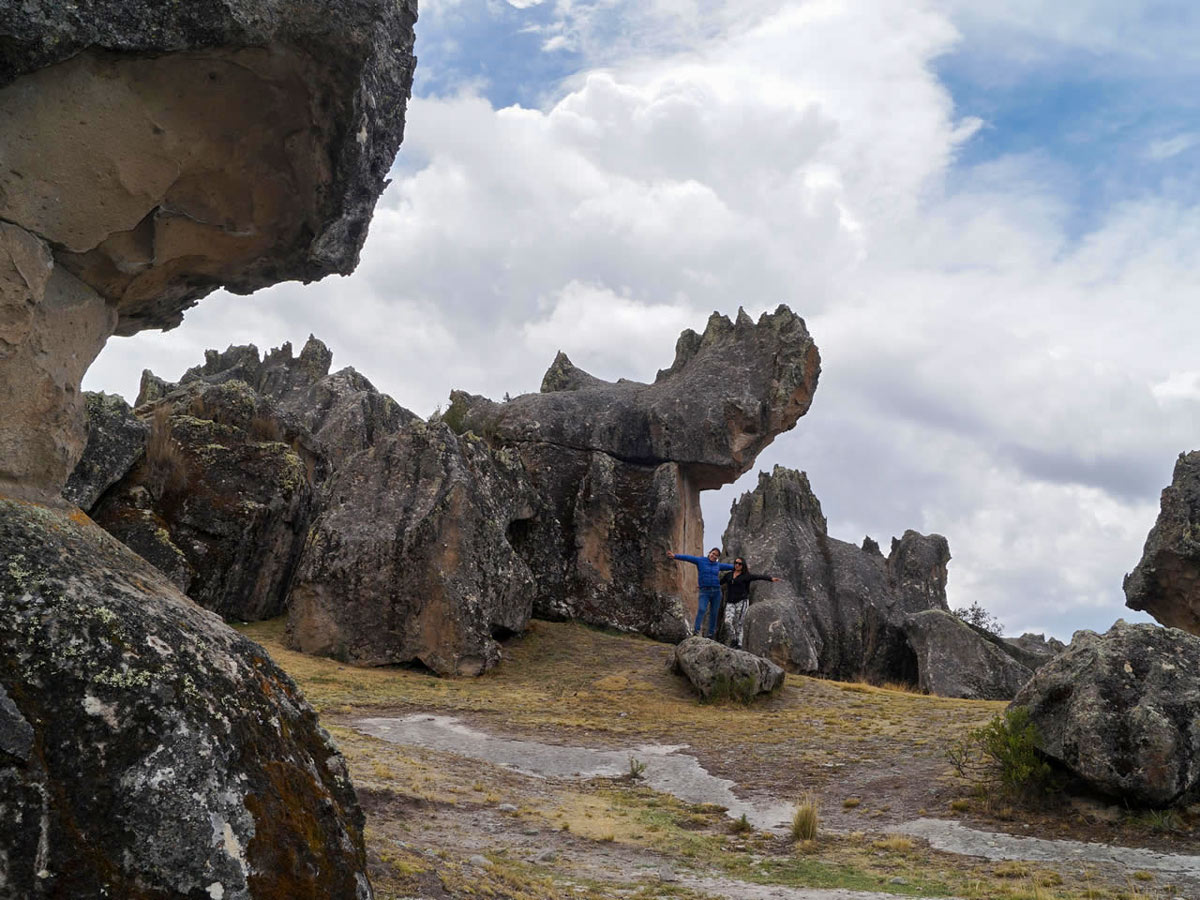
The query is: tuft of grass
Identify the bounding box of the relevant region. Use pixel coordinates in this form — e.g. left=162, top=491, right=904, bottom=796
left=628, top=756, right=646, bottom=780
left=871, top=835, right=914, bottom=853
left=729, top=813, right=752, bottom=834
left=842, top=797, right=861, bottom=809
left=791, top=794, right=820, bottom=842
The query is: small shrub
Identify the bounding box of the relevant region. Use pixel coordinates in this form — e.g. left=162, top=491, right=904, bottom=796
left=872, top=835, right=913, bottom=852
left=952, top=601, right=1004, bottom=636
left=729, top=813, right=752, bottom=834
left=947, top=707, right=1054, bottom=803
left=627, top=756, right=646, bottom=781
left=145, top=404, right=189, bottom=498
left=949, top=798, right=971, bottom=813
left=842, top=797, right=861, bottom=810
left=791, top=794, right=819, bottom=841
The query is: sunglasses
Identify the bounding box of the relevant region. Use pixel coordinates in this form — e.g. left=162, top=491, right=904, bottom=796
left=734, top=561, right=744, bottom=566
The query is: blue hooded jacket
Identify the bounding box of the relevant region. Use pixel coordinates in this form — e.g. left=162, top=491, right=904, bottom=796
left=671, top=554, right=734, bottom=588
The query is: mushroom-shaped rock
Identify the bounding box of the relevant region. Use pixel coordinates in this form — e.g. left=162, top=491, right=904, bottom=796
left=1124, top=451, right=1200, bottom=636
left=0, top=0, right=418, bottom=502
left=672, top=636, right=785, bottom=701
left=0, top=498, right=372, bottom=898
left=286, top=421, right=537, bottom=675
left=1012, top=620, right=1200, bottom=807
left=446, top=307, right=819, bottom=638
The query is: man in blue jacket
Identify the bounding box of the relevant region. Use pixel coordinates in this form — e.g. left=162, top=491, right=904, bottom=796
left=668, top=547, right=734, bottom=638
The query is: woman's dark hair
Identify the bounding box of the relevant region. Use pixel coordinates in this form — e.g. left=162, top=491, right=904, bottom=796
left=733, top=557, right=750, bottom=576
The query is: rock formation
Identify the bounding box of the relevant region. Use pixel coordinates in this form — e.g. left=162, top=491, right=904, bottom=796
left=2, top=2, right=418, bottom=893
left=725, top=466, right=1038, bottom=697
left=0, top=0, right=417, bottom=504
left=447, top=306, right=820, bottom=640
left=1012, top=620, right=1200, bottom=807
left=904, top=609, right=1033, bottom=700
left=0, top=498, right=372, bottom=898
left=1124, top=451, right=1200, bottom=636
left=62, top=392, right=149, bottom=509
left=287, top=422, right=537, bottom=675
left=672, top=636, right=786, bottom=701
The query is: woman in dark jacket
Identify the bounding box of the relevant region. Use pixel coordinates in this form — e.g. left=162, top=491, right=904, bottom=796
left=719, top=557, right=779, bottom=648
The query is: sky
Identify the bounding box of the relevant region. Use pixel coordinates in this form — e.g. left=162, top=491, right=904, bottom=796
left=84, top=0, right=1200, bottom=642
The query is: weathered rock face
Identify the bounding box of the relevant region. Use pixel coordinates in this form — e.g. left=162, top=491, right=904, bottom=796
left=726, top=466, right=946, bottom=684
left=91, top=383, right=316, bottom=621
left=447, top=307, right=819, bottom=638
left=1001, top=632, right=1067, bottom=672
left=0, top=498, right=372, bottom=898
left=63, top=391, right=150, bottom=510
left=1124, top=451, right=1200, bottom=636
left=0, top=0, right=418, bottom=502
left=1012, top=620, right=1200, bottom=807
left=287, top=422, right=536, bottom=675
left=904, top=610, right=1033, bottom=700
left=79, top=338, right=418, bottom=622
left=672, top=636, right=785, bottom=701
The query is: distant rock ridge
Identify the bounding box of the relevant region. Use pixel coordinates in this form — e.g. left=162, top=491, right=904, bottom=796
left=445, top=306, right=821, bottom=640
left=1124, top=450, right=1200, bottom=636
left=723, top=465, right=1042, bottom=698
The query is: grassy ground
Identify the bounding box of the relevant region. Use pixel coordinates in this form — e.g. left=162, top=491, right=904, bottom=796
left=241, top=618, right=1197, bottom=900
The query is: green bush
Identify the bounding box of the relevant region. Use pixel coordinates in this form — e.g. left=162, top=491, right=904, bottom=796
left=947, top=707, right=1054, bottom=802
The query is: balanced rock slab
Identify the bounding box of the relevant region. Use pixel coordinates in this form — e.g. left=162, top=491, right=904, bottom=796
left=1012, top=620, right=1200, bottom=807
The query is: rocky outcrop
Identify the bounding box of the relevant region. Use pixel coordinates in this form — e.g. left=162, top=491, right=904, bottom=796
left=447, top=307, right=820, bottom=638
left=63, top=392, right=150, bottom=510
left=1012, top=620, right=1200, bottom=807
left=287, top=422, right=537, bottom=675
left=91, top=384, right=315, bottom=621
left=672, top=636, right=785, bottom=701
left=725, top=467, right=944, bottom=683
left=0, top=0, right=418, bottom=502
left=1001, top=632, right=1067, bottom=671
left=904, top=610, right=1033, bottom=700
left=1124, top=451, right=1200, bottom=636
left=78, top=337, right=417, bottom=622
left=0, top=497, right=372, bottom=898
left=725, top=466, right=1035, bottom=697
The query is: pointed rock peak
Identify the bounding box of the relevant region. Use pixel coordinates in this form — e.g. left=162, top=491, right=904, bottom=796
left=298, top=335, right=334, bottom=379
left=735, top=307, right=754, bottom=328
left=541, top=351, right=607, bottom=393
left=862, top=535, right=882, bottom=556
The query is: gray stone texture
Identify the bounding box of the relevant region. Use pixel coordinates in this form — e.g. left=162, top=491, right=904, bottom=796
left=286, top=421, right=537, bottom=675
left=63, top=392, right=150, bottom=510
left=1013, top=620, right=1200, bottom=807
left=672, top=636, right=786, bottom=700
left=0, top=0, right=417, bottom=501
left=1125, top=451, right=1200, bottom=636
left=0, top=498, right=371, bottom=899
left=447, top=306, right=820, bottom=639
left=904, top=609, right=1033, bottom=700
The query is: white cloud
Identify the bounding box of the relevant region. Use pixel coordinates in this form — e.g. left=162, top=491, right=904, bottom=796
left=1146, top=133, right=1198, bottom=161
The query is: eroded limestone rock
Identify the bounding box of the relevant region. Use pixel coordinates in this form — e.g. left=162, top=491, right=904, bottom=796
left=1124, top=451, right=1200, bottom=636
left=286, top=422, right=536, bottom=675
left=0, top=0, right=418, bottom=500
left=0, top=498, right=371, bottom=898
left=63, top=392, right=150, bottom=510
left=904, top=609, right=1033, bottom=700
left=447, top=306, right=819, bottom=638
left=1013, top=620, right=1200, bottom=807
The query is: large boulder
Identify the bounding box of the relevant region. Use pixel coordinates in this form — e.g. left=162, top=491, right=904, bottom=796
left=91, top=382, right=316, bottom=621
left=904, top=609, right=1033, bottom=700
left=672, top=636, right=786, bottom=701
left=63, top=391, right=150, bottom=510
left=0, top=0, right=418, bottom=502
left=286, top=422, right=537, bottom=675
left=1124, top=451, right=1200, bottom=636
left=0, top=498, right=372, bottom=898
left=1012, top=620, right=1200, bottom=807
left=447, top=307, right=820, bottom=638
